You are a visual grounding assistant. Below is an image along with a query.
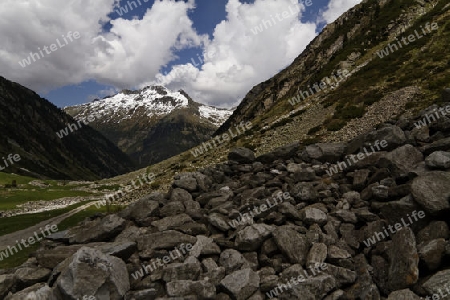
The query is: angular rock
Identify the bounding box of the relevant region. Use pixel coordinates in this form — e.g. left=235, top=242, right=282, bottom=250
left=387, top=227, right=419, bottom=292
left=421, top=137, right=450, bottom=155
left=417, top=221, right=450, bottom=245
left=293, top=167, right=316, bottom=182
left=125, top=289, right=162, bottom=300
left=379, top=144, right=423, bottom=177
left=353, top=169, right=371, bottom=191
left=306, top=243, right=327, bottom=267
left=173, top=174, right=198, bottom=192
left=162, top=257, right=202, bottom=282
left=14, top=267, right=51, bottom=290
left=0, top=274, right=16, bottom=299
left=166, top=280, right=216, bottom=299
left=220, top=268, right=260, bottom=300
left=422, top=269, right=450, bottom=298
left=151, top=214, right=193, bottom=231
left=273, top=227, right=310, bottom=265
left=366, top=125, right=406, bottom=151
left=301, top=207, right=328, bottom=226
left=219, top=249, right=247, bottom=274
left=5, top=283, right=56, bottom=300
left=136, top=230, right=197, bottom=254
left=228, top=148, right=255, bottom=164
left=411, top=171, right=450, bottom=215
left=67, top=214, right=126, bottom=244
left=304, top=143, right=346, bottom=163
left=201, top=258, right=226, bottom=286
left=418, top=238, right=446, bottom=271
left=208, top=213, right=231, bottom=231
left=327, top=245, right=351, bottom=262
left=281, top=274, right=336, bottom=300
left=425, top=151, right=450, bottom=169
left=119, top=196, right=160, bottom=225
left=170, top=188, right=193, bottom=203
left=235, top=224, right=274, bottom=251
left=332, top=210, right=358, bottom=223
left=190, top=235, right=221, bottom=258
left=159, top=201, right=185, bottom=217
left=56, top=247, right=130, bottom=299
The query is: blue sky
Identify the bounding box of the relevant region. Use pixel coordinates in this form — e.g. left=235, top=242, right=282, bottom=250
left=0, top=0, right=361, bottom=108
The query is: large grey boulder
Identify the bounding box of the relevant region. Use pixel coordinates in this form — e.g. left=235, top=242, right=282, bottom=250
left=422, top=269, right=450, bottom=297
left=219, top=249, right=248, bottom=275
left=151, top=214, right=193, bottom=231
left=416, top=221, right=450, bottom=245
left=273, top=227, right=310, bottom=265
left=189, top=235, right=221, bottom=258
left=228, top=148, right=255, bottom=163
left=162, top=257, right=202, bottom=282
left=387, top=228, right=419, bottom=292
left=118, top=195, right=161, bottom=226
left=56, top=247, right=130, bottom=300
left=301, top=207, right=328, bottom=226
left=136, top=230, right=197, bottom=257
left=421, top=137, right=450, bottom=155
left=66, top=214, right=126, bottom=244
left=418, top=238, right=446, bottom=271
left=411, top=171, right=450, bottom=215
left=173, top=173, right=198, bottom=192
left=306, top=243, right=328, bottom=267
left=37, top=242, right=137, bottom=268
left=304, top=143, right=346, bottom=163
left=14, top=267, right=51, bottom=290
left=0, top=274, right=16, bottom=299
left=208, top=213, right=231, bottom=231
left=235, top=224, right=274, bottom=251
left=379, top=144, right=424, bottom=177
left=425, top=151, right=450, bottom=169
left=220, top=268, right=260, bottom=300
left=5, top=283, right=57, bottom=300
left=366, top=125, right=406, bottom=151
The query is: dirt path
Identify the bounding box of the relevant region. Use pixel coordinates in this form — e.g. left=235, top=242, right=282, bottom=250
left=0, top=202, right=96, bottom=250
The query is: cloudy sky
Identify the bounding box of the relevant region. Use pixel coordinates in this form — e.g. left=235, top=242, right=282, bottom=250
left=0, top=0, right=362, bottom=108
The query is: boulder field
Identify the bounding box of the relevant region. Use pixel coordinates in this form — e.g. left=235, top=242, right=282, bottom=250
left=1, top=102, right=450, bottom=299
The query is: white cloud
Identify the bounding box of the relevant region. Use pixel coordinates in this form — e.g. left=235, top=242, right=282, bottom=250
left=148, top=0, right=317, bottom=107
left=0, top=0, right=319, bottom=108
left=320, top=0, right=362, bottom=24
left=0, top=0, right=205, bottom=92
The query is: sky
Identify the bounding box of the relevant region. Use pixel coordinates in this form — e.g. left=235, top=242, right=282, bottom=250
left=0, top=0, right=362, bottom=108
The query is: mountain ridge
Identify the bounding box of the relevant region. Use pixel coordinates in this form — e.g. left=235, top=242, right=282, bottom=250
left=0, top=76, right=135, bottom=180
left=65, top=86, right=233, bottom=168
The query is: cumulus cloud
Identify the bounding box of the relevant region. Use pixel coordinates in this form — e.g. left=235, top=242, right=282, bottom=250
left=0, top=0, right=319, bottom=107
left=0, top=0, right=205, bottom=92
left=148, top=0, right=317, bottom=107
left=320, top=0, right=362, bottom=24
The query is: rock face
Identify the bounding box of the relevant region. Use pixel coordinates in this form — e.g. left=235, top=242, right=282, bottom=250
left=2, top=103, right=450, bottom=299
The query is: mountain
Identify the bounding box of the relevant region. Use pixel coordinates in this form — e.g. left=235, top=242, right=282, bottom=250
left=65, top=86, right=233, bottom=168
left=0, top=76, right=134, bottom=180
left=216, top=0, right=450, bottom=154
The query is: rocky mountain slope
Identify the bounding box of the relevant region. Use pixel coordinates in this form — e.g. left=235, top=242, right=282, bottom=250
left=65, top=86, right=233, bottom=168
left=216, top=0, right=450, bottom=154
left=2, top=101, right=449, bottom=299
left=0, top=76, right=134, bottom=180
